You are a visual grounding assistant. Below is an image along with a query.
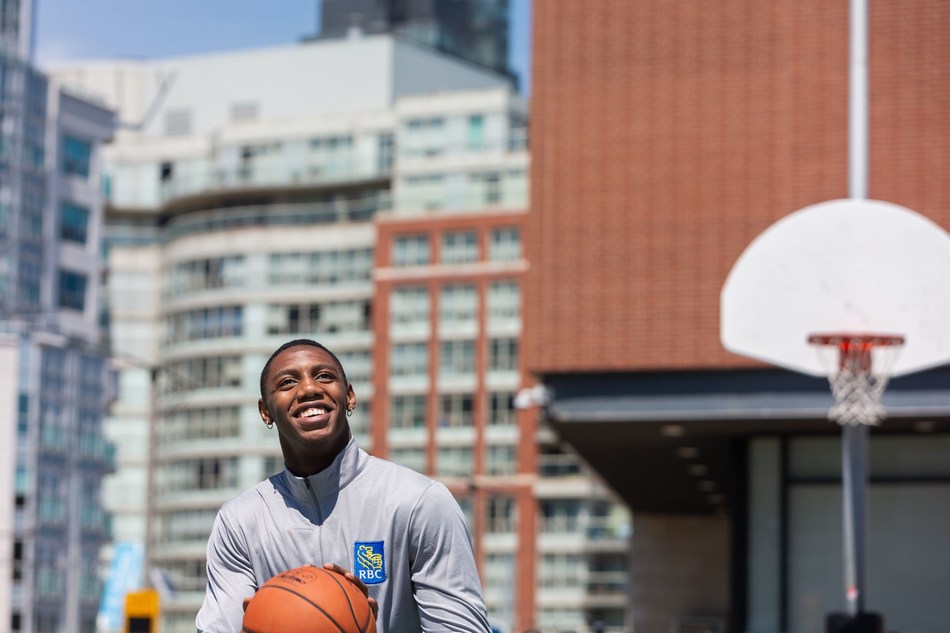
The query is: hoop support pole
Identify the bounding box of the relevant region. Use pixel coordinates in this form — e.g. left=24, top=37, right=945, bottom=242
left=842, top=423, right=868, bottom=616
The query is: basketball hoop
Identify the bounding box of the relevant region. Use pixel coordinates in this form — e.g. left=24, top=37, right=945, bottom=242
left=807, top=333, right=905, bottom=426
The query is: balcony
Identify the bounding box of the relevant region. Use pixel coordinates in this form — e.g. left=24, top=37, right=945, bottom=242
left=159, top=159, right=386, bottom=204
left=161, top=194, right=391, bottom=241
left=107, top=146, right=392, bottom=211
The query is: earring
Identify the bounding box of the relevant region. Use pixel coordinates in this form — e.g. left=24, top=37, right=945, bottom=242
left=265, top=420, right=274, bottom=429
left=346, top=408, right=354, bottom=417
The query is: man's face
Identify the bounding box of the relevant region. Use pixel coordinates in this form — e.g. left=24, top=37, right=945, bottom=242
left=258, top=345, right=356, bottom=467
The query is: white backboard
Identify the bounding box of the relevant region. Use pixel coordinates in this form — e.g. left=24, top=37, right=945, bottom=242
left=721, top=198, right=950, bottom=377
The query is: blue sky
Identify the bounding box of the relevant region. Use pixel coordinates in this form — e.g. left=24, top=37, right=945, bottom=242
left=34, top=0, right=531, bottom=91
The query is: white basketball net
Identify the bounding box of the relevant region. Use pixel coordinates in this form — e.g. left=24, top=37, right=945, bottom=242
left=810, top=335, right=904, bottom=426
left=826, top=369, right=892, bottom=426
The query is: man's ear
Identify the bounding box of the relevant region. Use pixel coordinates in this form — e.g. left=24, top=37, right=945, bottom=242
left=347, top=384, right=356, bottom=412
left=258, top=398, right=271, bottom=426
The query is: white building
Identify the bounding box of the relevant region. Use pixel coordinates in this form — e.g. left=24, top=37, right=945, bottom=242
left=53, top=30, right=629, bottom=633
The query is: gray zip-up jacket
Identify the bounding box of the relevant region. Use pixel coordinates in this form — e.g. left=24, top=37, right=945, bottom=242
left=196, top=439, right=491, bottom=633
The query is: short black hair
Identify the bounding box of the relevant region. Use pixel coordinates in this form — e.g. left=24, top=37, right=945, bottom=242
left=259, top=338, right=348, bottom=400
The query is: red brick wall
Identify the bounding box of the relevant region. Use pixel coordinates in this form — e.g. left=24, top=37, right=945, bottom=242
left=526, top=0, right=950, bottom=373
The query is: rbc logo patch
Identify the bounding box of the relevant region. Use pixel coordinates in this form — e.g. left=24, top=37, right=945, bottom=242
left=354, top=541, right=386, bottom=584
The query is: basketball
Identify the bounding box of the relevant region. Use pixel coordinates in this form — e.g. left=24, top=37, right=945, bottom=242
left=242, top=565, right=376, bottom=633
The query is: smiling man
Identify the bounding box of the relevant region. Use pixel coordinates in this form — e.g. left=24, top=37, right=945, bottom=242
left=196, top=339, right=491, bottom=633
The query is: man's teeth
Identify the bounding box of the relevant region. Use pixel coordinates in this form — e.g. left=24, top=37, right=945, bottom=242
left=301, top=408, right=326, bottom=418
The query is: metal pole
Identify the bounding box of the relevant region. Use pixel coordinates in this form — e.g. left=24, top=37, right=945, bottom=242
left=850, top=0, right=868, bottom=200
left=843, top=0, right=870, bottom=618
left=841, top=423, right=868, bottom=616
left=144, top=367, right=158, bottom=584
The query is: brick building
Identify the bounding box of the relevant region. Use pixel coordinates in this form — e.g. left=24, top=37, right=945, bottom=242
left=526, top=1, right=950, bottom=632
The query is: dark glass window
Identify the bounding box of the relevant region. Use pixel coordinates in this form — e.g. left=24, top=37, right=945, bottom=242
left=60, top=201, right=89, bottom=244
left=62, top=135, right=92, bottom=178
left=58, top=269, right=87, bottom=311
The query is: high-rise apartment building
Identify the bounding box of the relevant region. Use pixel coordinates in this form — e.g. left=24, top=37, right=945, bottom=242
left=54, top=32, right=630, bottom=633
left=0, top=2, right=118, bottom=632
left=318, top=0, right=514, bottom=83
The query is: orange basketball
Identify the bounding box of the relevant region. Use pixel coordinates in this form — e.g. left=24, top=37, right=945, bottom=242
left=242, top=565, right=376, bottom=633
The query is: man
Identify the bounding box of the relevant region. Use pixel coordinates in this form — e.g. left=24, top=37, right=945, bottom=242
left=196, top=339, right=492, bottom=633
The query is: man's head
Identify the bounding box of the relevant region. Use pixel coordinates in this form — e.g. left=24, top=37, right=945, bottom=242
left=259, top=338, right=348, bottom=400
left=258, top=339, right=356, bottom=476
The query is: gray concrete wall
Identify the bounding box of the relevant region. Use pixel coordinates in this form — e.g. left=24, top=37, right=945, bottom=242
left=630, top=514, right=730, bottom=633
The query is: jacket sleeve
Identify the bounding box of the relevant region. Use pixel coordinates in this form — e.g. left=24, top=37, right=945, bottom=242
left=408, top=481, right=493, bottom=633
left=195, top=507, right=257, bottom=633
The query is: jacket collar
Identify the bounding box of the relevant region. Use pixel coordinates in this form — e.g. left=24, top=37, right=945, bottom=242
left=281, top=437, right=368, bottom=501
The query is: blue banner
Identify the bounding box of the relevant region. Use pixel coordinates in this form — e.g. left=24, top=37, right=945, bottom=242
left=97, top=542, right=145, bottom=633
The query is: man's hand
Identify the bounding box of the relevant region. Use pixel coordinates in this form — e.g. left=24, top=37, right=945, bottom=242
left=322, top=562, right=380, bottom=619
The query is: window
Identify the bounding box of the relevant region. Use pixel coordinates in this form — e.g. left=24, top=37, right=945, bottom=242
left=158, top=509, right=219, bottom=543
left=60, top=201, right=89, bottom=244
left=162, top=559, right=208, bottom=593
left=539, top=553, right=585, bottom=588
left=390, top=447, right=426, bottom=473
left=161, top=406, right=242, bottom=441
left=438, top=393, right=473, bottom=428
left=393, top=234, right=430, bottom=267
left=62, top=135, right=91, bottom=178
left=58, top=269, right=86, bottom=311
left=12, top=540, right=22, bottom=580
left=486, top=496, right=516, bottom=533
left=538, top=445, right=583, bottom=477
left=440, top=284, right=477, bottom=325
left=487, top=280, right=520, bottom=324
left=348, top=401, right=372, bottom=438
left=269, top=249, right=373, bottom=286
left=467, top=114, right=484, bottom=150
left=266, top=300, right=370, bottom=335
left=489, top=227, right=521, bottom=262
left=309, top=135, right=355, bottom=179
left=442, top=230, right=479, bottom=264
left=165, top=306, right=243, bottom=342
left=390, top=343, right=428, bottom=377
left=403, top=174, right=445, bottom=211
left=440, top=340, right=475, bottom=377
left=487, top=392, right=515, bottom=426
left=378, top=133, right=394, bottom=172
left=484, top=553, right=516, bottom=610
left=161, top=457, right=239, bottom=492
left=390, top=286, right=429, bottom=331
left=162, top=356, right=242, bottom=393
left=337, top=350, right=371, bottom=385
left=404, top=117, right=445, bottom=157
left=390, top=395, right=427, bottom=429
left=489, top=338, right=518, bottom=372
left=469, top=171, right=501, bottom=206
left=487, top=444, right=517, bottom=476
left=262, top=457, right=282, bottom=479
left=509, top=115, right=529, bottom=150
left=436, top=446, right=473, bottom=477
left=310, top=135, right=353, bottom=151
left=540, top=499, right=582, bottom=533
left=164, top=256, right=245, bottom=296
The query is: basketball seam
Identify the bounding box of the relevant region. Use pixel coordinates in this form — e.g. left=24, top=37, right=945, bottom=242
left=257, top=584, right=349, bottom=633
left=323, top=570, right=368, bottom=632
